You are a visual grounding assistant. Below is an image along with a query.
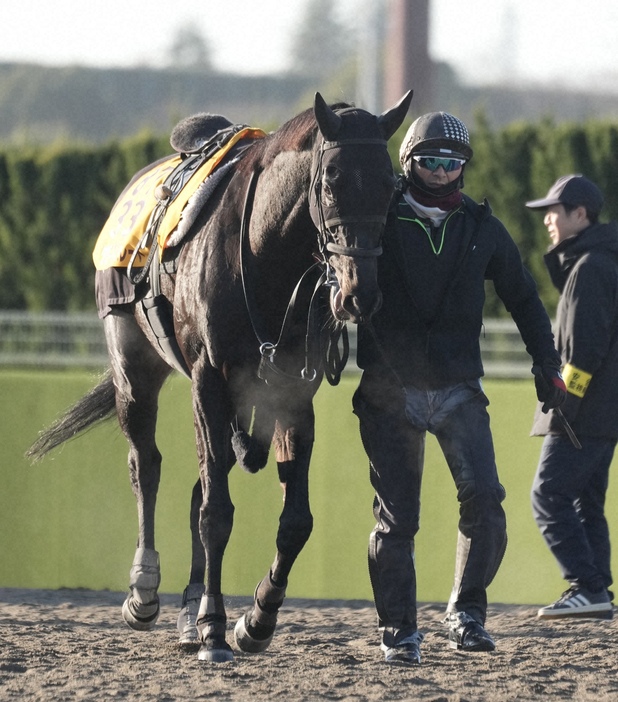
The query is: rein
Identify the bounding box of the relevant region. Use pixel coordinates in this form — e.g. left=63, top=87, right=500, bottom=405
left=239, top=168, right=349, bottom=386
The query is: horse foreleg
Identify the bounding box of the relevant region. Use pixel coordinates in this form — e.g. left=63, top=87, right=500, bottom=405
left=195, top=482, right=235, bottom=661
left=195, top=485, right=235, bottom=661
left=235, top=423, right=314, bottom=653
left=177, top=479, right=206, bottom=645
left=233, top=569, right=288, bottom=653
left=191, top=364, right=236, bottom=662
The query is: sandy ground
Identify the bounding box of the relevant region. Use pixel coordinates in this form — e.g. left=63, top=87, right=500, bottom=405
left=1, top=588, right=618, bottom=701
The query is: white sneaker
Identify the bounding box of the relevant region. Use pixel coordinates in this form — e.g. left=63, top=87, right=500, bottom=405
left=538, top=587, right=613, bottom=620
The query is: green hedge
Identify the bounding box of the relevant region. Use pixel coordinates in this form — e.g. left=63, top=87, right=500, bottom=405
left=2, top=117, right=618, bottom=315
left=0, top=134, right=169, bottom=311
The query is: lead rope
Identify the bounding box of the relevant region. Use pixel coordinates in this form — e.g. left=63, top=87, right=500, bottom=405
left=323, top=320, right=349, bottom=386
left=301, top=269, right=350, bottom=385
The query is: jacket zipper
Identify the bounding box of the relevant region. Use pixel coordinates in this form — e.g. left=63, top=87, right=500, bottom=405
left=397, top=209, right=458, bottom=255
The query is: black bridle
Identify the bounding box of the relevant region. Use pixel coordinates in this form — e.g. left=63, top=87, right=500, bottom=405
left=239, top=134, right=393, bottom=386
left=309, top=137, right=388, bottom=260
left=239, top=167, right=348, bottom=387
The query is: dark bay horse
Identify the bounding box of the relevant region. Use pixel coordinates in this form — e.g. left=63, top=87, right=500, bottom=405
left=27, top=91, right=412, bottom=662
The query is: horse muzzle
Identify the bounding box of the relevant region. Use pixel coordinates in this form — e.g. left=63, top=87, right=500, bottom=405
left=331, top=280, right=382, bottom=324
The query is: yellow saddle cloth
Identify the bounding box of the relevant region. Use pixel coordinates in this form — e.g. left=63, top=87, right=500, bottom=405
left=93, top=127, right=266, bottom=270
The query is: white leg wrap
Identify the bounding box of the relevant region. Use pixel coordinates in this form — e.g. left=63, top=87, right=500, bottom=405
left=129, top=548, right=160, bottom=604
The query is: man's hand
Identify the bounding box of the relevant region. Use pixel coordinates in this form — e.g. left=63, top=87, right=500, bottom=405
left=532, top=361, right=567, bottom=413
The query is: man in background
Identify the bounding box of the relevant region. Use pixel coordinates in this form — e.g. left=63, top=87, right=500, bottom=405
left=527, top=174, right=618, bottom=619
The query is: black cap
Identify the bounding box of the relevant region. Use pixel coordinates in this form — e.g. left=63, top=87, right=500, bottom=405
left=525, top=174, right=603, bottom=215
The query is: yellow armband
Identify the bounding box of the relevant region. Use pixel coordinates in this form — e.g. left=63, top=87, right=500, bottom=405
left=562, top=363, right=592, bottom=398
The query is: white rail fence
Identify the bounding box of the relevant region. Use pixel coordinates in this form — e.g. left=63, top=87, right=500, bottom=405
left=0, top=311, right=533, bottom=378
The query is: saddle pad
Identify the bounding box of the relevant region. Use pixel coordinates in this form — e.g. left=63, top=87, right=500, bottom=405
left=93, top=127, right=266, bottom=270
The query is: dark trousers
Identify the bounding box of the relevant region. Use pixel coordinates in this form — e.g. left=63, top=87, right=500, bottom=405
left=531, top=434, right=617, bottom=591
left=353, top=376, right=507, bottom=646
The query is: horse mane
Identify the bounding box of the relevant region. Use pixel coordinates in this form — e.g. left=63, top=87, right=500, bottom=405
left=237, top=102, right=353, bottom=175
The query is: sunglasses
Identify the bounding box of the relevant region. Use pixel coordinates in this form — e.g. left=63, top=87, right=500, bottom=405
left=413, top=156, right=466, bottom=172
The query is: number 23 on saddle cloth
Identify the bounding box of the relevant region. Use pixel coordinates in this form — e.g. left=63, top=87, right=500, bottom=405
left=92, top=126, right=266, bottom=271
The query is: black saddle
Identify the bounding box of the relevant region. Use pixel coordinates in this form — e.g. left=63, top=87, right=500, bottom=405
left=170, top=113, right=235, bottom=154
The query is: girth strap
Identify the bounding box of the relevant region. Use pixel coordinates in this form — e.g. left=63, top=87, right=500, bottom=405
left=141, top=251, right=193, bottom=379
left=134, top=187, right=192, bottom=379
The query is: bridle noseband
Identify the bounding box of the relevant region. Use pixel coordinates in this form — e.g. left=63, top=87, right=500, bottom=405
left=310, top=137, right=389, bottom=261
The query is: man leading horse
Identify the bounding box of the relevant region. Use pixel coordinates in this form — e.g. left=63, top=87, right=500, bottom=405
left=353, top=111, right=565, bottom=665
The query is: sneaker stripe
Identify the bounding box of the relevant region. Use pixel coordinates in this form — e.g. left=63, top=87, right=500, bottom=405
left=567, top=594, right=589, bottom=608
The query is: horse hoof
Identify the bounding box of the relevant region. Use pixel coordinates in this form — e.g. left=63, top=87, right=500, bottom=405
left=234, top=613, right=274, bottom=653
left=197, top=641, right=234, bottom=663
left=122, top=595, right=160, bottom=631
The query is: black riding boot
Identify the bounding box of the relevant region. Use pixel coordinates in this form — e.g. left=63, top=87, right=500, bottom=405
left=444, top=493, right=507, bottom=651
left=368, top=526, right=418, bottom=647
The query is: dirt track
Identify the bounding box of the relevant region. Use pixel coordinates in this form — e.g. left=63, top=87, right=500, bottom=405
left=1, top=588, right=617, bottom=701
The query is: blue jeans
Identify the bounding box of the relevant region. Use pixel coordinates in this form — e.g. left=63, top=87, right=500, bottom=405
left=531, top=434, right=617, bottom=591
left=354, top=377, right=507, bottom=645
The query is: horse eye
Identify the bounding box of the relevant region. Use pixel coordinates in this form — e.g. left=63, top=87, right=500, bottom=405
left=323, top=165, right=340, bottom=182
left=322, top=166, right=341, bottom=202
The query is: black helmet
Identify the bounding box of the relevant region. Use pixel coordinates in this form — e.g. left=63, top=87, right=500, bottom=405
left=399, top=112, right=473, bottom=176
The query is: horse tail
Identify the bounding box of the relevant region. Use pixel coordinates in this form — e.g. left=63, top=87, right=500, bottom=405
left=26, top=370, right=117, bottom=463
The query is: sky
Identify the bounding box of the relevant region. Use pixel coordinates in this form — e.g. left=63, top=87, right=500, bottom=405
left=3, top=0, right=618, bottom=92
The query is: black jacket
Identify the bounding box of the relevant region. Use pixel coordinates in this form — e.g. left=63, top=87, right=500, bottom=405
left=531, top=222, right=618, bottom=438
left=357, top=192, right=559, bottom=389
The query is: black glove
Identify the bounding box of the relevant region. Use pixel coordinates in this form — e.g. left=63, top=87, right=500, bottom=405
left=532, top=361, right=567, bottom=413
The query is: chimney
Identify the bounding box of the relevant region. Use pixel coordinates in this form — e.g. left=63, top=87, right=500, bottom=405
left=384, top=0, right=433, bottom=114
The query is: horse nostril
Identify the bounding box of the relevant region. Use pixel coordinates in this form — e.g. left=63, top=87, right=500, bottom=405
left=342, top=295, right=363, bottom=322
left=341, top=290, right=382, bottom=323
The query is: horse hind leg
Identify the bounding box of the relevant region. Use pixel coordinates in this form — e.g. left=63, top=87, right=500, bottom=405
left=122, top=548, right=161, bottom=631
left=177, top=582, right=205, bottom=646
left=104, top=309, right=171, bottom=632
left=177, top=479, right=206, bottom=646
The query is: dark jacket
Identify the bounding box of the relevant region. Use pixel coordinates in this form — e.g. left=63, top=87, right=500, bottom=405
left=357, top=192, right=559, bottom=389
left=531, top=221, right=618, bottom=438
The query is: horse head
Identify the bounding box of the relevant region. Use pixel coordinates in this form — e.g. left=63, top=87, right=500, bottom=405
left=311, top=90, right=413, bottom=324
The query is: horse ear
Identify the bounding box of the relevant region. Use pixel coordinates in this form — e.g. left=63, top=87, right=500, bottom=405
left=378, top=90, right=414, bottom=141
left=314, top=92, right=342, bottom=141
